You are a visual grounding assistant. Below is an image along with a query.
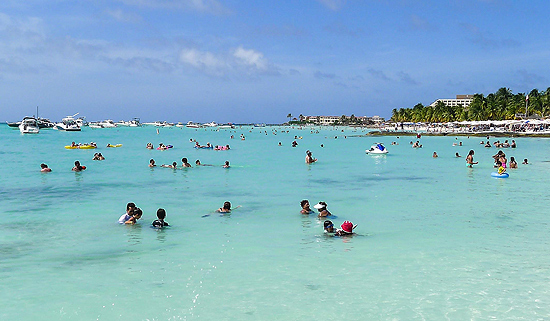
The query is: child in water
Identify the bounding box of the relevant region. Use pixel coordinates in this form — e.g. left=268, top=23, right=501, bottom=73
left=152, top=208, right=169, bottom=228
left=496, top=161, right=506, bottom=175
left=120, top=207, right=142, bottom=225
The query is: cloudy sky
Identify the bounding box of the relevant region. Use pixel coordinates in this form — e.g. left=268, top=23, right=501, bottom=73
left=1, top=0, right=548, bottom=123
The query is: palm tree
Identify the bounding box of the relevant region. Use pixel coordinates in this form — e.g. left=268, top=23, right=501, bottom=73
left=287, top=113, right=292, bottom=123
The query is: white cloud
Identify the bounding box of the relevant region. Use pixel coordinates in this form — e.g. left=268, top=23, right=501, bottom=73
left=233, top=46, right=267, bottom=71
left=179, top=46, right=278, bottom=77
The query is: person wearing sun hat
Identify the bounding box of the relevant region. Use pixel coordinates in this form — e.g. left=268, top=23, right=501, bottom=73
left=313, top=201, right=331, bottom=217
left=335, top=221, right=357, bottom=236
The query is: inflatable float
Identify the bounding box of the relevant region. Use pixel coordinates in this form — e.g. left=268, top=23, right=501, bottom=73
left=106, top=144, right=122, bottom=148
left=65, top=145, right=97, bottom=149
left=491, top=172, right=509, bottom=178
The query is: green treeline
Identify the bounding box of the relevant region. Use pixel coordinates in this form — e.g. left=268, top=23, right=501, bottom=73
left=390, top=87, right=550, bottom=123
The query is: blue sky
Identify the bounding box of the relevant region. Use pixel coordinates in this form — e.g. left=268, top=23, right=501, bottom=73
left=1, top=0, right=548, bottom=123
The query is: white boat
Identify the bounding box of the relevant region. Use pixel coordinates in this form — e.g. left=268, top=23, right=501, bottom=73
left=116, top=120, right=130, bottom=127
left=202, top=121, right=218, bottom=127
left=175, top=122, right=185, bottom=128
left=186, top=121, right=201, bottom=128
left=55, top=114, right=81, bottom=131
left=218, top=124, right=235, bottom=129
left=98, top=120, right=117, bottom=128
left=366, top=143, right=388, bottom=154
left=19, top=117, right=40, bottom=134
left=128, top=118, right=141, bottom=127
left=88, top=122, right=103, bottom=129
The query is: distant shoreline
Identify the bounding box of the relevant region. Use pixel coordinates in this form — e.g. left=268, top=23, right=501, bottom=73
left=361, top=130, right=550, bottom=138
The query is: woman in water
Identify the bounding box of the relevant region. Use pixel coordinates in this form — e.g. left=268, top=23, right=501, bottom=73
left=218, top=201, right=232, bottom=213
left=466, top=150, right=478, bottom=167
left=509, top=157, right=518, bottom=169
left=40, top=163, right=52, bottom=172
left=314, top=202, right=331, bottom=217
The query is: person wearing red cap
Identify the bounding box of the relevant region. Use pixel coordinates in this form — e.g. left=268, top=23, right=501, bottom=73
left=335, top=221, right=357, bottom=236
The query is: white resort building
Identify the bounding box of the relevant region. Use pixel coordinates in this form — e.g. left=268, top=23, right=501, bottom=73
left=429, top=95, right=474, bottom=108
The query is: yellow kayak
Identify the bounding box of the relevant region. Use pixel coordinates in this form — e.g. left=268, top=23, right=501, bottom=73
left=106, top=144, right=122, bottom=148
left=65, top=145, right=97, bottom=149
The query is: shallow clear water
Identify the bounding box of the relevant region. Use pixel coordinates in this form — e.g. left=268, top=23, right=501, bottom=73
left=1, top=125, right=550, bottom=320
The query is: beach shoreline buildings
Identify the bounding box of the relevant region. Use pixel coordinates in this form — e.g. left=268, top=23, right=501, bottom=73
left=429, top=95, right=474, bottom=108
left=301, top=115, right=385, bottom=126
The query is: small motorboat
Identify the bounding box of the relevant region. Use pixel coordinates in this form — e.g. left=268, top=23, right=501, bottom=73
left=366, top=143, right=388, bottom=154
left=19, top=117, right=40, bottom=134
left=55, top=114, right=81, bottom=131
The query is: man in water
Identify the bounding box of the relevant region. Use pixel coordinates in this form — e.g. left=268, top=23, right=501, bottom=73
left=466, top=150, right=478, bottom=167
left=300, top=200, right=313, bottom=214
left=305, top=150, right=317, bottom=164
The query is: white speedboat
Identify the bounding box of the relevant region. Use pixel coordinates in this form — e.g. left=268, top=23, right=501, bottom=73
left=116, top=120, right=130, bottom=127
left=128, top=118, right=141, bottom=127
left=98, top=120, right=117, bottom=128
left=55, top=114, right=81, bottom=131
left=88, top=122, right=103, bottom=129
left=366, top=143, right=388, bottom=154
left=218, top=124, right=235, bottom=129
left=202, top=121, right=218, bottom=127
left=19, top=117, right=40, bottom=134
left=186, top=121, right=201, bottom=128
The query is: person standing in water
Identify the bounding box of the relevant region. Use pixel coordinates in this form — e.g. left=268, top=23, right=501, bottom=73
left=466, top=150, right=478, bottom=167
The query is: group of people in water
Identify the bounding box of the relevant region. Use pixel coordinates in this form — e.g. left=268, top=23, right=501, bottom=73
left=118, top=201, right=238, bottom=227
left=118, top=202, right=169, bottom=228
left=149, top=158, right=230, bottom=169
left=300, top=199, right=357, bottom=236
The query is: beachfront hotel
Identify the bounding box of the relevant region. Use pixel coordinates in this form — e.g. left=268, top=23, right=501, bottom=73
left=302, top=115, right=385, bottom=125
left=429, top=95, right=474, bottom=108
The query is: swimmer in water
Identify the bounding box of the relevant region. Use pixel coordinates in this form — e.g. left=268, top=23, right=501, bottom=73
left=300, top=200, right=313, bottom=214
left=433, top=152, right=438, bottom=158
left=522, top=158, right=528, bottom=165
left=335, top=221, right=357, bottom=236
left=149, top=159, right=156, bottom=167
left=509, top=157, right=518, bottom=169
left=305, top=150, right=317, bottom=164
left=223, top=161, right=230, bottom=168
left=455, top=152, right=461, bottom=157
left=152, top=208, right=170, bottom=228
left=72, top=160, right=85, bottom=171
left=118, top=202, right=136, bottom=224
left=497, top=161, right=506, bottom=175
left=324, top=220, right=335, bottom=233
left=40, top=163, right=51, bottom=172
left=146, top=142, right=154, bottom=149
left=466, top=150, right=478, bottom=167
left=181, top=157, right=192, bottom=168
left=218, top=201, right=232, bottom=213
left=161, top=162, right=178, bottom=169
left=314, top=201, right=331, bottom=217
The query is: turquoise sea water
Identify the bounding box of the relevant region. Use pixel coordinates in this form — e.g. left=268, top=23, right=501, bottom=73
left=1, top=125, right=550, bottom=320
